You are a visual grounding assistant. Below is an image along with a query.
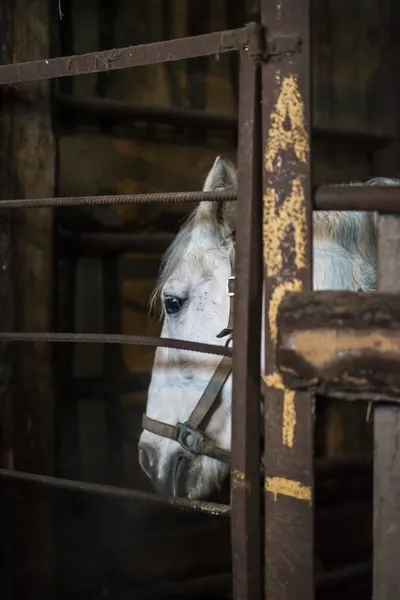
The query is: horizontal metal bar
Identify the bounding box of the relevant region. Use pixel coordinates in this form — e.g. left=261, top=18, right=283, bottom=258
left=0, top=469, right=230, bottom=516
left=1, top=185, right=400, bottom=212
left=0, top=27, right=250, bottom=86
left=0, top=190, right=236, bottom=210
left=55, top=93, right=393, bottom=147
left=276, top=290, right=400, bottom=402
left=0, top=332, right=231, bottom=357
left=315, top=185, right=400, bottom=212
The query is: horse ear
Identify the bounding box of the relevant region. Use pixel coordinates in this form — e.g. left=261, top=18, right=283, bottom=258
left=203, top=156, right=237, bottom=192
left=199, top=156, right=237, bottom=233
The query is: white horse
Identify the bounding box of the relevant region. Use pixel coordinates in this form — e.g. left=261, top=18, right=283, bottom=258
left=138, top=155, right=398, bottom=499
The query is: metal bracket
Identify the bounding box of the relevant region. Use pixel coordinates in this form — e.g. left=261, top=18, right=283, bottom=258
left=267, top=34, right=302, bottom=61
left=176, top=422, right=205, bottom=454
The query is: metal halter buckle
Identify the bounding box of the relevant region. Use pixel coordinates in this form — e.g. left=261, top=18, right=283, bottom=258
left=176, top=422, right=205, bottom=454
left=227, top=275, right=235, bottom=297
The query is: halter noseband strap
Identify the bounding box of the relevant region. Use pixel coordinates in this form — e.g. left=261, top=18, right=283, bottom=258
left=142, top=261, right=236, bottom=464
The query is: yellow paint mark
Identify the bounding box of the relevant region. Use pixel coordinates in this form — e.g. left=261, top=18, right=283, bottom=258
left=263, top=179, right=308, bottom=276
left=231, top=469, right=251, bottom=491
left=264, top=74, right=309, bottom=172
left=265, top=279, right=303, bottom=448
left=263, top=373, right=297, bottom=448
left=265, top=476, right=312, bottom=504
left=269, top=279, right=303, bottom=345
left=282, top=390, right=296, bottom=447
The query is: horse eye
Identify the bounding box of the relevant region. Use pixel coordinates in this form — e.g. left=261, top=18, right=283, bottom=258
left=164, top=296, right=186, bottom=316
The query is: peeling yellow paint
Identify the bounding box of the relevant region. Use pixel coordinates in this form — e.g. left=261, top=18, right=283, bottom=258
left=262, top=76, right=311, bottom=452
left=264, top=74, right=309, bottom=173
left=265, top=476, right=312, bottom=504
left=263, top=179, right=308, bottom=276
left=263, top=372, right=297, bottom=448
left=282, top=390, right=296, bottom=447
left=269, top=279, right=303, bottom=345
left=265, top=279, right=303, bottom=448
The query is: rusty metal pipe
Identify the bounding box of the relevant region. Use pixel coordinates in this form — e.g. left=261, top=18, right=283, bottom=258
left=0, top=185, right=399, bottom=212
left=0, top=26, right=251, bottom=86
left=0, top=190, right=236, bottom=210
left=230, top=44, right=263, bottom=600
left=314, top=184, right=400, bottom=212
left=0, top=332, right=231, bottom=357
left=0, top=468, right=230, bottom=516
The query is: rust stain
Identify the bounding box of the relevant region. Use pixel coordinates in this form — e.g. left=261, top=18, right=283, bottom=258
left=263, top=179, right=308, bottom=276
left=265, top=476, right=312, bottom=504
left=290, top=329, right=400, bottom=369
left=264, top=74, right=309, bottom=173
left=231, top=469, right=251, bottom=491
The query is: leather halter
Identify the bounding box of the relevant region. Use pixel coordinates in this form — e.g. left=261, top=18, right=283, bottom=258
left=142, top=262, right=236, bottom=465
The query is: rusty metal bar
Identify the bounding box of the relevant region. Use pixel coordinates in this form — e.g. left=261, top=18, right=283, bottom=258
left=0, top=332, right=231, bottom=357
left=0, top=190, right=236, bottom=210
left=0, top=185, right=399, bottom=212
left=0, top=26, right=251, bottom=86
left=275, top=290, right=400, bottom=402
left=261, top=1, right=314, bottom=599
left=373, top=215, right=400, bottom=600
left=0, top=468, right=230, bottom=516
left=314, top=184, right=400, bottom=212
left=230, top=41, right=263, bottom=600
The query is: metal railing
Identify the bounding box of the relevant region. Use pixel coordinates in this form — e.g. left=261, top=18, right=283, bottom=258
left=0, top=1, right=399, bottom=599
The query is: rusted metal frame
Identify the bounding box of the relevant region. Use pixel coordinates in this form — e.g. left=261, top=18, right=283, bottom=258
left=0, top=332, right=231, bottom=357
left=230, top=36, right=263, bottom=600
left=314, top=185, right=400, bottom=212
left=0, top=468, right=230, bottom=516
left=373, top=216, right=400, bottom=600
left=0, top=190, right=236, bottom=210
left=276, top=290, right=400, bottom=402
left=261, top=0, right=314, bottom=599
left=0, top=26, right=252, bottom=86
left=371, top=1, right=400, bottom=597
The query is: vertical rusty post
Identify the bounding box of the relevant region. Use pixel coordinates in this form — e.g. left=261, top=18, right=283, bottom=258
left=230, top=26, right=263, bottom=600
left=373, top=2, right=400, bottom=599
left=261, top=1, right=314, bottom=600
left=375, top=217, right=400, bottom=600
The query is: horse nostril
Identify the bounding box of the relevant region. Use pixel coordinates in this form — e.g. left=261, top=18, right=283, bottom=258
left=172, top=453, right=189, bottom=497
left=138, top=444, right=156, bottom=478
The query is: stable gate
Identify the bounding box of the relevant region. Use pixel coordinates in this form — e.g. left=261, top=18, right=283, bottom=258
left=0, top=1, right=399, bottom=599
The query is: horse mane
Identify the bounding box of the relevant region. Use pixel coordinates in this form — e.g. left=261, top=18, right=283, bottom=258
left=149, top=175, right=400, bottom=315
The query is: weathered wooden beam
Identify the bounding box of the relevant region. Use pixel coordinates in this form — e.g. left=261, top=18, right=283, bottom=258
left=276, top=290, right=400, bottom=402
left=0, top=2, right=14, bottom=599
left=11, top=0, right=56, bottom=596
